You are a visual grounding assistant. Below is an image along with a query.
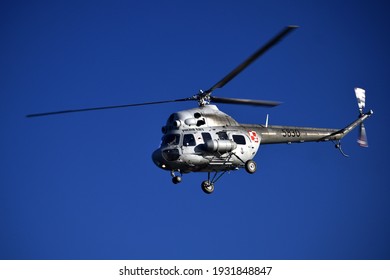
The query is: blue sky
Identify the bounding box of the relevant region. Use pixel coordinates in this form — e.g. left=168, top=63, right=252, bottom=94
left=1, top=0, right=389, bottom=259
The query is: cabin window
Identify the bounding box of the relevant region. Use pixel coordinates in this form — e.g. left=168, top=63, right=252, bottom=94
left=183, top=134, right=196, bottom=146
left=162, top=134, right=180, bottom=146
left=233, top=135, right=246, bottom=145
left=202, top=132, right=212, bottom=143
left=217, top=131, right=228, bottom=140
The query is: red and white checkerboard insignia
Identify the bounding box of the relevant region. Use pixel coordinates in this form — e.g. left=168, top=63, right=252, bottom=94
left=248, top=131, right=259, bottom=143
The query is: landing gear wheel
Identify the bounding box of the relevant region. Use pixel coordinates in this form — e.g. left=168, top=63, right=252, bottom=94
left=172, top=176, right=182, bottom=184
left=245, top=160, right=257, bottom=174
left=201, top=180, right=214, bottom=194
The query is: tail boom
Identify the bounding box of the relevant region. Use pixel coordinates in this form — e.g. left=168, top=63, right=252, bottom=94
left=241, top=110, right=373, bottom=145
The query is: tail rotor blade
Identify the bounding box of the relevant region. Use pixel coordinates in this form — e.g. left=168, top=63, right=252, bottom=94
left=358, top=123, right=368, bottom=147
left=355, top=87, right=366, bottom=114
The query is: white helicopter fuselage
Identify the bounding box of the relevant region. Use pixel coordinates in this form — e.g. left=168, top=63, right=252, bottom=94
left=152, top=103, right=373, bottom=178
left=152, top=105, right=260, bottom=173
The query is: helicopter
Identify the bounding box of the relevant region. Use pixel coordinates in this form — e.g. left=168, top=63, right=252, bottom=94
left=27, top=26, right=373, bottom=194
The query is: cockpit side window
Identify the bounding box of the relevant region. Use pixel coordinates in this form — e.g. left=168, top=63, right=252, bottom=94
left=217, top=131, right=228, bottom=140
left=202, top=132, right=212, bottom=143
left=183, top=134, right=196, bottom=146
left=233, top=135, right=246, bottom=145
left=162, top=134, right=180, bottom=146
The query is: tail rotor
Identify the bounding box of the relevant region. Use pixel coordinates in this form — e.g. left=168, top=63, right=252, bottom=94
left=354, top=87, right=369, bottom=147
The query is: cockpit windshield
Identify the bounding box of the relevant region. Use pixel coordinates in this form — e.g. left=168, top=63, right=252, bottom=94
left=162, top=134, right=180, bottom=146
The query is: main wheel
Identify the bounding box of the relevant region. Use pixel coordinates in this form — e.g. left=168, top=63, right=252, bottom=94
left=201, top=180, right=214, bottom=194
left=245, top=160, right=257, bottom=174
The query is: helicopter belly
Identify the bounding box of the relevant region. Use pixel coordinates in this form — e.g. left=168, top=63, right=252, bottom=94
left=181, top=154, right=209, bottom=170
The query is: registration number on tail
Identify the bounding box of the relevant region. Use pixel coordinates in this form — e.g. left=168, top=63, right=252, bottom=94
left=282, top=129, right=301, bottom=137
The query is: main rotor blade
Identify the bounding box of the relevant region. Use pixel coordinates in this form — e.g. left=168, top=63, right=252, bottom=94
left=26, top=98, right=193, bottom=118
left=210, top=96, right=281, bottom=107
left=205, top=25, right=298, bottom=94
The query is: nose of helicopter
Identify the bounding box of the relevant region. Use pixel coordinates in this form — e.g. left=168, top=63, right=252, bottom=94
left=152, top=148, right=166, bottom=169
left=152, top=147, right=182, bottom=170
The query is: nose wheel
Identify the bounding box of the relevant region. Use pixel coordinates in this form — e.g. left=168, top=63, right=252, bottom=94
left=172, top=176, right=182, bottom=184
left=171, top=170, right=182, bottom=184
